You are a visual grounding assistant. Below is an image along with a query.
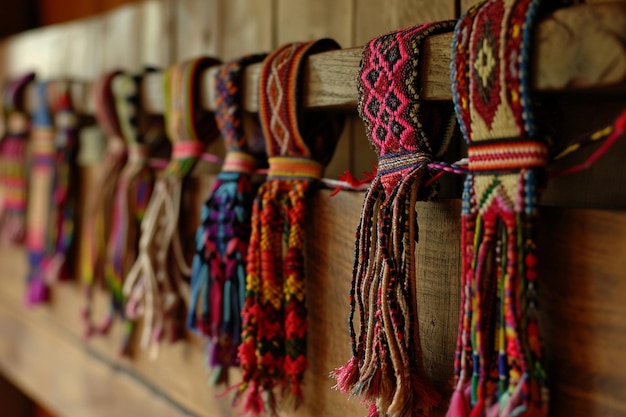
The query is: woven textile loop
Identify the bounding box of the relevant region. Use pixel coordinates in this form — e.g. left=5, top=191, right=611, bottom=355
left=26, top=82, right=56, bottom=305
left=123, top=57, right=221, bottom=359
left=236, top=39, right=344, bottom=416
left=0, top=72, right=34, bottom=245
left=188, top=54, right=267, bottom=385
left=446, top=1, right=568, bottom=415
left=331, top=22, right=456, bottom=417
left=82, top=71, right=128, bottom=337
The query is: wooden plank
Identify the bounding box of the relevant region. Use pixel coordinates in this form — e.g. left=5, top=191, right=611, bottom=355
left=101, top=4, right=144, bottom=72
left=216, top=0, right=273, bottom=61
left=539, top=207, right=626, bottom=416
left=174, top=0, right=220, bottom=61
left=355, top=0, right=455, bottom=45
left=19, top=2, right=625, bottom=116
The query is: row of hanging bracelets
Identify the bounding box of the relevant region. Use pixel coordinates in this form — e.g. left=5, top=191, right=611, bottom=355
left=0, top=0, right=625, bottom=416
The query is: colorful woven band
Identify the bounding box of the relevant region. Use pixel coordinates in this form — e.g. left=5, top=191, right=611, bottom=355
left=332, top=21, right=455, bottom=417
left=163, top=56, right=221, bottom=177
left=124, top=56, right=221, bottom=357
left=221, top=151, right=256, bottom=173
left=467, top=140, right=548, bottom=172
left=26, top=82, right=56, bottom=305
left=188, top=54, right=266, bottom=385
left=267, top=157, right=323, bottom=180
left=101, top=71, right=156, bottom=355
left=82, top=71, right=129, bottom=337
left=0, top=72, right=35, bottom=244
left=447, top=1, right=564, bottom=416
left=215, top=53, right=267, bottom=153
left=237, top=39, right=344, bottom=416
left=46, top=81, right=80, bottom=283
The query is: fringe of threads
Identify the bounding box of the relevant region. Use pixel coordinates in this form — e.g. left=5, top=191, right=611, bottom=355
left=332, top=167, right=440, bottom=417
left=188, top=171, right=255, bottom=384
left=82, top=144, right=127, bottom=337
left=46, top=98, right=80, bottom=283
left=104, top=148, right=153, bottom=355
left=237, top=178, right=314, bottom=415
left=448, top=170, right=545, bottom=417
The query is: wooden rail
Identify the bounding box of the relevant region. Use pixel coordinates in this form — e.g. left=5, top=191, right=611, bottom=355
left=23, top=2, right=626, bottom=115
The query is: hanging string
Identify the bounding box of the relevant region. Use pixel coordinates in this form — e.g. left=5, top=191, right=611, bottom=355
left=82, top=71, right=128, bottom=337
left=236, top=39, right=345, bottom=416
left=123, top=57, right=221, bottom=359
left=331, top=22, right=457, bottom=417
left=446, top=1, right=571, bottom=415
left=0, top=72, right=35, bottom=245
left=187, top=53, right=267, bottom=385
left=45, top=82, right=80, bottom=283
left=26, top=82, right=56, bottom=305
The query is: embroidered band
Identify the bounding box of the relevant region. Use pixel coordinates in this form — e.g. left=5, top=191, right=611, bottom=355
left=468, top=140, right=549, bottom=172
left=222, top=151, right=257, bottom=174
left=267, top=157, right=323, bottom=180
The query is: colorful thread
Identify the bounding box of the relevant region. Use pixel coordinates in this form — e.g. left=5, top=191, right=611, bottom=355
left=236, top=39, right=344, bottom=416
left=187, top=54, right=267, bottom=386
left=331, top=22, right=456, bottom=417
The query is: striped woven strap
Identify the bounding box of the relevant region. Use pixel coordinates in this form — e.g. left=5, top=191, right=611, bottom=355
left=451, top=0, right=557, bottom=165
left=259, top=39, right=345, bottom=173
left=163, top=56, right=221, bottom=177
left=26, top=82, right=56, bottom=304
left=358, top=21, right=456, bottom=195
left=0, top=72, right=34, bottom=243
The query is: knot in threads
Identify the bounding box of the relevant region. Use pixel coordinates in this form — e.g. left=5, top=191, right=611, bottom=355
left=267, top=157, right=323, bottom=181
left=468, top=140, right=548, bottom=174
left=378, top=152, right=432, bottom=196
left=222, top=151, right=257, bottom=174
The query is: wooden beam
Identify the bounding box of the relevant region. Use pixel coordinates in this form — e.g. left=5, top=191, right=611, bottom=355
left=21, top=2, right=626, bottom=115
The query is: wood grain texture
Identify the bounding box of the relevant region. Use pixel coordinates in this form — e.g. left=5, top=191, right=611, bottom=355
left=355, top=0, right=455, bottom=45
left=174, top=0, right=220, bottom=61
left=217, top=0, right=273, bottom=61
left=538, top=208, right=626, bottom=416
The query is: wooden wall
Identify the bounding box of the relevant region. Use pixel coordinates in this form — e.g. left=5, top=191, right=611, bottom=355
left=0, top=1, right=626, bottom=417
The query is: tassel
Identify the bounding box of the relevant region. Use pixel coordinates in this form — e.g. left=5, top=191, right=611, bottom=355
left=447, top=1, right=564, bottom=415
left=82, top=71, right=128, bottom=336
left=332, top=22, right=456, bottom=417
left=187, top=54, right=266, bottom=383
left=123, top=57, right=221, bottom=356
left=236, top=39, right=345, bottom=415
left=45, top=82, right=80, bottom=283
left=0, top=73, right=34, bottom=245
left=101, top=72, right=156, bottom=356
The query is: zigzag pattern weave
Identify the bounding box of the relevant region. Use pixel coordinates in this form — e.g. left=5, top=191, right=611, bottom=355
left=46, top=83, right=80, bottom=283
left=102, top=73, right=155, bottom=356
left=188, top=54, right=266, bottom=386
left=447, top=1, right=562, bottom=415
left=237, top=39, right=344, bottom=416
left=0, top=72, right=34, bottom=245
left=123, top=57, right=221, bottom=358
left=331, top=22, right=456, bottom=417
left=82, top=71, right=128, bottom=337
left=26, top=82, right=56, bottom=305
